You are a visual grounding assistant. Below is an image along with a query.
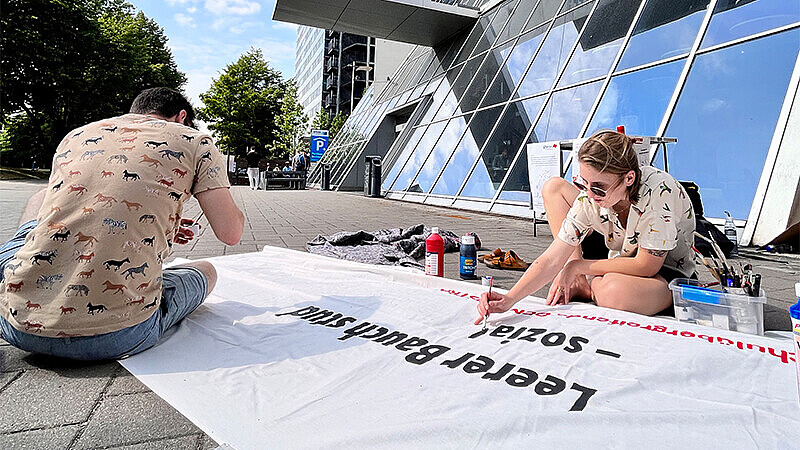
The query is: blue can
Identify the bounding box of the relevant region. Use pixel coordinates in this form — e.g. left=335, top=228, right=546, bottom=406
left=460, top=235, right=477, bottom=280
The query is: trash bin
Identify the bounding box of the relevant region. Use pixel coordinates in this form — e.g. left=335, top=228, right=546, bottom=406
left=321, top=164, right=331, bottom=191
left=370, top=158, right=382, bottom=198
left=364, top=156, right=378, bottom=196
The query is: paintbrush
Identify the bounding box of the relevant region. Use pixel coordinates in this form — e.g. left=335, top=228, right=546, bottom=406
left=481, top=277, right=493, bottom=331
left=693, top=232, right=731, bottom=275
left=692, top=245, right=722, bottom=282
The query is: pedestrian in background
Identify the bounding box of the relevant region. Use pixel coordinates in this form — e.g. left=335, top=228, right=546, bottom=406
left=246, top=147, right=260, bottom=190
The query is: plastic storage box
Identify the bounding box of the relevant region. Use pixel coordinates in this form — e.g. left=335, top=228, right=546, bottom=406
left=668, top=278, right=766, bottom=335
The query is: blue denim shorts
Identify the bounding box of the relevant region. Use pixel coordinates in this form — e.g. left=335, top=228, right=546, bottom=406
left=0, top=221, right=209, bottom=360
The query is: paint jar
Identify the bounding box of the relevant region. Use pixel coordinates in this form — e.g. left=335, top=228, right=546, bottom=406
left=482, top=276, right=493, bottom=286
left=459, top=235, right=477, bottom=280
left=791, top=282, right=800, bottom=404
left=425, top=227, right=444, bottom=277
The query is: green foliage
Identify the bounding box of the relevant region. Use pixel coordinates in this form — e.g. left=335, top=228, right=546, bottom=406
left=274, top=80, right=308, bottom=159
left=197, top=48, right=286, bottom=160
left=0, top=0, right=185, bottom=168
left=311, top=109, right=347, bottom=141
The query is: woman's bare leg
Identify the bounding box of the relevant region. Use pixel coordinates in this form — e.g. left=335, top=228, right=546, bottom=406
left=541, top=177, right=579, bottom=239
left=591, top=273, right=673, bottom=315
left=541, top=177, right=591, bottom=300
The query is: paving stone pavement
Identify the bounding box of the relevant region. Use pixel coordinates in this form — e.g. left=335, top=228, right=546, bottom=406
left=1, top=182, right=798, bottom=449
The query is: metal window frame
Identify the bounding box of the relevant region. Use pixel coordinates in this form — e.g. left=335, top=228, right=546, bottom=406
left=383, top=0, right=564, bottom=199
left=742, top=27, right=800, bottom=245
left=484, top=0, right=601, bottom=206
left=491, top=0, right=543, bottom=49
left=469, top=0, right=523, bottom=58
left=443, top=0, right=593, bottom=204
left=382, top=75, right=451, bottom=190
left=367, top=0, right=800, bottom=226
left=331, top=96, right=400, bottom=185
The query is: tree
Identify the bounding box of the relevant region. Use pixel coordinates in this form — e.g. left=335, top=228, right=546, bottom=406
left=0, top=0, right=186, bottom=168
left=311, top=109, right=347, bottom=141
left=197, top=48, right=285, bottom=160
left=274, top=80, right=307, bottom=159
left=92, top=2, right=187, bottom=113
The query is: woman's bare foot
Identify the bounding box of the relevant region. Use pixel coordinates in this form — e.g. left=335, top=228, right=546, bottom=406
left=570, top=275, right=593, bottom=302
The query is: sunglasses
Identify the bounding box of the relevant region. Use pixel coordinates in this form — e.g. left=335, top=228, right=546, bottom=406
left=572, top=175, right=621, bottom=198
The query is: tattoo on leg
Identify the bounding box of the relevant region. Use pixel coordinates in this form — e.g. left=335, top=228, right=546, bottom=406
left=646, top=248, right=668, bottom=257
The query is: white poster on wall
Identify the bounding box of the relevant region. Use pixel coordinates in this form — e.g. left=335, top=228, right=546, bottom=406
left=527, top=142, right=562, bottom=214
left=633, top=136, right=651, bottom=166
left=569, top=138, right=589, bottom=182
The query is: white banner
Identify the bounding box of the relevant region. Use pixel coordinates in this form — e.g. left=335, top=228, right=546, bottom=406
left=121, top=247, right=800, bottom=449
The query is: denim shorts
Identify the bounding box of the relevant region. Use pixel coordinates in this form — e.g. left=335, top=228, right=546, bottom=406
left=0, top=221, right=209, bottom=360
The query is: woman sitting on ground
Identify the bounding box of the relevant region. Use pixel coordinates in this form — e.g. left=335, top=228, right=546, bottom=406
left=476, top=130, right=697, bottom=321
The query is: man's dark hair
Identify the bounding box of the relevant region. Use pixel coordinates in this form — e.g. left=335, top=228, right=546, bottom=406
left=130, top=87, right=196, bottom=128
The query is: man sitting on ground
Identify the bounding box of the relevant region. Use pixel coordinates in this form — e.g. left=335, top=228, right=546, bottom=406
left=0, top=87, right=244, bottom=360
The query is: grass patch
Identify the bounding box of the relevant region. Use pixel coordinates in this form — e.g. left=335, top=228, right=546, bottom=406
left=0, top=167, right=51, bottom=180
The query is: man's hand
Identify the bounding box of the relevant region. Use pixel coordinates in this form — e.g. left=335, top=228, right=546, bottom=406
left=175, top=218, right=200, bottom=245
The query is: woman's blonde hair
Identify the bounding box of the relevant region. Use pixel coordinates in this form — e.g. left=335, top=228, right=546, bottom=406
left=578, top=130, right=641, bottom=203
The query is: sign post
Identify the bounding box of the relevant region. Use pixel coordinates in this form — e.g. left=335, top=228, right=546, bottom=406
left=310, top=130, right=329, bottom=163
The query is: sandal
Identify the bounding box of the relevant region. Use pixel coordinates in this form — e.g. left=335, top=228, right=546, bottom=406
left=485, top=250, right=530, bottom=271
left=478, top=248, right=503, bottom=262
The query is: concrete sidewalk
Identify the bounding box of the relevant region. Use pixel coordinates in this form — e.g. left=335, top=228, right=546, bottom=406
left=1, top=183, right=798, bottom=448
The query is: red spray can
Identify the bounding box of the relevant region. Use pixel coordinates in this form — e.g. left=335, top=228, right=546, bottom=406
left=425, top=227, right=444, bottom=277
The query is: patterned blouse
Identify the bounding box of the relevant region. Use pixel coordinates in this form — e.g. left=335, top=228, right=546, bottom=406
left=1, top=114, right=229, bottom=337
left=557, top=166, right=696, bottom=278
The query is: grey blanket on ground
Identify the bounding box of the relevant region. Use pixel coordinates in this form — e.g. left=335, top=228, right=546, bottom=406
left=306, top=224, right=460, bottom=269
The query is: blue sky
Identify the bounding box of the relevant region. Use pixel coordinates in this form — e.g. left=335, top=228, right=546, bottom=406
left=128, top=0, right=298, bottom=108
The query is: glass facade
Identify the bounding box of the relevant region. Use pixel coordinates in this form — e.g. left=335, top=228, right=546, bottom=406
left=309, top=0, right=800, bottom=223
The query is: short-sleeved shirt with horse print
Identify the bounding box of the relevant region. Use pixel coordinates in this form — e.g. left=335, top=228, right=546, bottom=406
left=0, top=114, right=229, bottom=337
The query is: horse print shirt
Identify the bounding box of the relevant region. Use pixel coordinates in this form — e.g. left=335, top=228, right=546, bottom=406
left=0, top=114, right=229, bottom=337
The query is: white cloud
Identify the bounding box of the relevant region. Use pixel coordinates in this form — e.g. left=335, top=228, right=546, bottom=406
left=702, top=98, right=726, bottom=114
left=230, top=21, right=258, bottom=34
left=187, top=6, right=198, bottom=13
left=170, top=39, right=243, bottom=67
left=174, top=13, right=196, bottom=27
left=205, top=0, right=261, bottom=15
left=184, top=67, right=218, bottom=107
left=212, top=17, right=233, bottom=31
left=252, top=38, right=296, bottom=65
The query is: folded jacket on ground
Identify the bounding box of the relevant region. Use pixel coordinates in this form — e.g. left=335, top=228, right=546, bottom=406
left=306, top=224, right=461, bottom=269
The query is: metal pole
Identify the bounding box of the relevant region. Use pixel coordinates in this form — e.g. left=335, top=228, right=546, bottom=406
left=351, top=63, right=356, bottom=114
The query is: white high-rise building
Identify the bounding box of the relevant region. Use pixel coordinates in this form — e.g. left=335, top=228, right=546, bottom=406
left=294, top=25, right=415, bottom=128
left=295, top=26, right=325, bottom=126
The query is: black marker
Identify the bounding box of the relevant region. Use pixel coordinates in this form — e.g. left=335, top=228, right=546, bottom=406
left=751, top=274, right=761, bottom=297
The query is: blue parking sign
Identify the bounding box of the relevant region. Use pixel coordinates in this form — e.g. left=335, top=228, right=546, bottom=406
left=310, top=130, right=329, bottom=162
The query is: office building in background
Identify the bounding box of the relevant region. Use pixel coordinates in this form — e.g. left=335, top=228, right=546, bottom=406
left=277, top=0, right=800, bottom=246
left=296, top=26, right=416, bottom=125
